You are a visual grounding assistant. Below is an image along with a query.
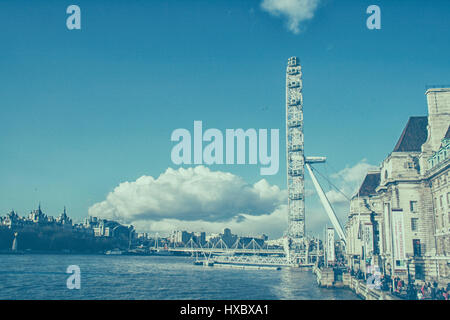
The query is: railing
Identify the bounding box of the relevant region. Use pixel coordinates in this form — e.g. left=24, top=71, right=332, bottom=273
left=161, top=237, right=285, bottom=256
left=168, top=247, right=284, bottom=254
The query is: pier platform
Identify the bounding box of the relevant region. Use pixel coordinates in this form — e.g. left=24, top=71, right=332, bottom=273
left=313, top=266, right=400, bottom=300
left=213, top=263, right=281, bottom=270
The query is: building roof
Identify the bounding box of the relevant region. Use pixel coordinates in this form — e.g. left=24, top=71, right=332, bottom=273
left=393, top=116, right=428, bottom=152
left=437, top=125, right=450, bottom=150
left=357, top=172, right=380, bottom=197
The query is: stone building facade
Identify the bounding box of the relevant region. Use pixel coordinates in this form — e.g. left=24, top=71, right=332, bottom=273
left=346, top=171, right=382, bottom=274
left=426, top=128, right=449, bottom=280
left=345, top=87, right=450, bottom=284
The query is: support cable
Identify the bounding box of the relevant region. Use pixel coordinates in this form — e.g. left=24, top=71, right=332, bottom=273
left=309, top=165, right=351, bottom=202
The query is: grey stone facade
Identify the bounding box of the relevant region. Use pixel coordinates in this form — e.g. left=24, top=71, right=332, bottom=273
left=346, top=88, right=450, bottom=284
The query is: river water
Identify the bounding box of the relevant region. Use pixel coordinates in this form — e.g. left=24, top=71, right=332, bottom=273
left=0, top=254, right=359, bottom=300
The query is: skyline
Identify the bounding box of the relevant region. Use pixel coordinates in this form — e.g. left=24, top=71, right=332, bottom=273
left=1, top=0, right=450, bottom=238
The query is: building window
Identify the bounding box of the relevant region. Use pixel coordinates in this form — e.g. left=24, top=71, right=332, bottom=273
left=440, top=195, right=444, bottom=208
left=410, top=201, right=418, bottom=212
left=411, top=218, right=419, bottom=231
left=415, top=264, right=425, bottom=280
left=404, top=162, right=414, bottom=169
left=448, top=193, right=450, bottom=208
left=413, top=239, right=421, bottom=257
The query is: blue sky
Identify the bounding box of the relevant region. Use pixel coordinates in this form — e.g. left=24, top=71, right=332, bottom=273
left=1, top=0, right=449, bottom=238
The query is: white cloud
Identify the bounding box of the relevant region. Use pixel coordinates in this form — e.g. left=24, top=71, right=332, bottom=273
left=324, top=159, right=379, bottom=204
left=325, top=189, right=348, bottom=204
left=330, top=158, right=378, bottom=184
left=88, top=160, right=378, bottom=239
left=89, top=166, right=287, bottom=237
left=261, top=0, right=321, bottom=34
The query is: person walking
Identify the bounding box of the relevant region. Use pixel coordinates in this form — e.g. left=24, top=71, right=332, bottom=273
left=417, top=290, right=423, bottom=300
left=407, top=283, right=416, bottom=300
left=431, top=285, right=436, bottom=300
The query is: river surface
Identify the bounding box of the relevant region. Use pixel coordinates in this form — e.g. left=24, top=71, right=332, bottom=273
left=0, top=254, right=359, bottom=300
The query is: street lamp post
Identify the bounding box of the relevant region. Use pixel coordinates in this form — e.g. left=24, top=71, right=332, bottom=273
left=407, top=259, right=410, bottom=284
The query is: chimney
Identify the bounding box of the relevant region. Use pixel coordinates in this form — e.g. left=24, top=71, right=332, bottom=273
left=422, top=87, right=450, bottom=153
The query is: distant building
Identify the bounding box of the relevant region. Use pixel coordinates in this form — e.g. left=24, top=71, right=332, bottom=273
left=203, top=228, right=266, bottom=248
left=28, top=204, right=48, bottom=224
left=90, top=218, right=133, bottom=239
left=137, top=232, right=149, bottom=239
left=170, top=230, right=206, bottom=245
left=194, top=231, right=206, bottom=245
left=93, top=222, right=111, bottom=237
left=221, top=228, right=235, bottom=247
left=1, top=210, right=22, bottom=229
left=0, top=207, right=136, bottom=252
left=83, top=216, right=98, bottom=228
left=56, top=207, right=72, bottom=227
left=1, top=206, right=71, bottom=229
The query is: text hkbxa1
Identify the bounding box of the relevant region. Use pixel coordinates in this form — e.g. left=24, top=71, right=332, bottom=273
left=171, top=121, right=279, bottom=175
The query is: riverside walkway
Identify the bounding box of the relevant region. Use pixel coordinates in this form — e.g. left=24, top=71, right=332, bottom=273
left=313, top=266, right=400, bottom=300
